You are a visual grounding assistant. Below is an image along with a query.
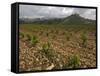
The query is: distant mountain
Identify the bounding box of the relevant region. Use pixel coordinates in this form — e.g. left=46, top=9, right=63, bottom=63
left=61, top=14, right=95, bottom=25
left=19, top=14, right=96, bottom=25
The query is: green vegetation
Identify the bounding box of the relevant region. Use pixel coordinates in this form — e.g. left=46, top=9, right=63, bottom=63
left=81, top=32, right=87, bottom=48
left=19, top=14, right=96, bottom=71
left=66, top=34, right=70, bottom=41
left=41, top=42, right=55, bottom=63
left=30, top=35, right=38, bottom=46
left=68, top=54, right=80, bottom=68
left=19, top=32, right=24, bottom=39
left=26, top=34, right=31, bottom=41
left=42, top=42, right=51, bottom=53
left=41, top=42, right=55, bottom=60
left=46, top=32, right=49, bottom=37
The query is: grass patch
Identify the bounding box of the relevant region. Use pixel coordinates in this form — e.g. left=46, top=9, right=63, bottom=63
left=67, top=54, right=80, bottom=68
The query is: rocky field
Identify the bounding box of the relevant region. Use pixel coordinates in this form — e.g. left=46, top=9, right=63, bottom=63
left=19, top=24, right=96, bottom=72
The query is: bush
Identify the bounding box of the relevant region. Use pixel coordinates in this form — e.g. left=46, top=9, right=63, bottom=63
left=81, top=32, right=87, bottom=47
left=30, top=35, right=38, bottom=46
left=66, top=33, right=70, bottom=41
left=41, top=42, right=55, bottom=62
left=42, top=42, right=50, bottom=54
left=68, top=54, right=80, bottom=68
left=26, top=34, right=31, bottom=41
left=46, top=32, right=49, bottom=37
left=55, top=30, right=58, bottom=34
left=19, top=32, right=24, bottom=39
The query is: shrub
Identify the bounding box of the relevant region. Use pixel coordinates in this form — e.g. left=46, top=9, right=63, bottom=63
left=55, top=30, right=59, bottom=34
left=81, top=32, right=87, bottom=47
left=66, top=33, right=70, bottom=41
left=30, top=35, right=38, bottom=46
left=46, top=32, right=49, bottom=37
left=26, top=34, right=31, bottom=41
left=19, top=32, right=24, bottom=39
left=41, top=42, right=55, bottom=62
left=42, top=42, right=50, bottom=54
left=68, top=54, right=80, bottom=68
left=41, top=42, right=67, bottom=69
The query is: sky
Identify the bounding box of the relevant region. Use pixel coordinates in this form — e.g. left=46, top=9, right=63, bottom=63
left=19, top=5, right=96, bottom=20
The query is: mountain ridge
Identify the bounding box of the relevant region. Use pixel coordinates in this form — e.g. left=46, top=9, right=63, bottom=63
left=19, top=14, right=96, bottom=25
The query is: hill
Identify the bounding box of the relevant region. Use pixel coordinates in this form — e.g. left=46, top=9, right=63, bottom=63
left=19, top=14, right=96, bottom=26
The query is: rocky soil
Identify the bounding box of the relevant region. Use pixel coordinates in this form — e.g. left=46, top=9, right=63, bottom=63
left=19, top=26, right=96, bottom=72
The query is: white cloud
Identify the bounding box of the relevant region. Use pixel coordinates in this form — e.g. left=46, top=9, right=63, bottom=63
left=73, top=8, right=96, bottom=20
left=62, top=8, right=74, bottom=15
left=19, top=5, right=96, bottom=20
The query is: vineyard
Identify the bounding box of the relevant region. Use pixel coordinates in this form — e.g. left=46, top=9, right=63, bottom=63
left=19, top=23, right=96, bottom=71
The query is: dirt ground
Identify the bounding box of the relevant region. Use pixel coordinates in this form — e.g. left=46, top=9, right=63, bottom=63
left=19, top=24, right=96, bottom=72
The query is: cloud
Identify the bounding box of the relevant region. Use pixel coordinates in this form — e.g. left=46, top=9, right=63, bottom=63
left=73, top=8, right=96, bottom=20
left=19, top=5, right=96, bottom=20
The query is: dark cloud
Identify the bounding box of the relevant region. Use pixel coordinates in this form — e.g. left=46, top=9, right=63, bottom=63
left=19, top=5, right=96, bottom=20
